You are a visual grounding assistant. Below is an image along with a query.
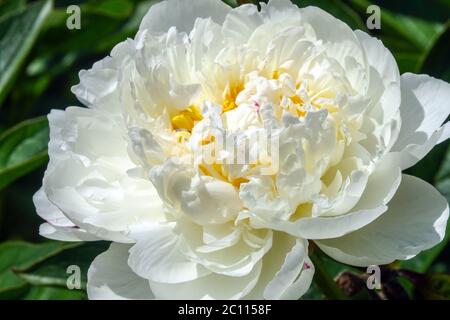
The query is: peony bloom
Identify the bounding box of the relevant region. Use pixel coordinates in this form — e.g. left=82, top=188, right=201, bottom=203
left=34, top=0, right=450, bottom=300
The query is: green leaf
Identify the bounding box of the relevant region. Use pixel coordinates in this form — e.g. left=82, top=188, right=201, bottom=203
left=21, top=286, right=86, bottom=300
left=372, top=0, right=450, bottom=24
left=347, top=0, right=443, bottom=52
left=0, top=0, right=25, bottom=17
left=0, top=117, right=49, bottom=191
left=0, top=0, right=52, bottom=107
left=17, top=242, right=110, bottom=291
left=0, top=241, right=78, bottom=299
left=310, top=248, right=349, bottom=300
left=419, top=22, right=450, bottom=82
left=83, top=0, right=134, bottom=19
left=222, top=0, right=238, bottom=7
left=302, top=281, right=325, bottom=300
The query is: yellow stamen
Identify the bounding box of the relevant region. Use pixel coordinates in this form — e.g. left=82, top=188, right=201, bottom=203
left=174, top=131, right=191, bottom=143
left=272, top=70, right=280, bottom=80
left=231, top=177, right=249, bottom=188
left=290, top=95, right=303, bottom=105
left=199, top=162, right=248, bottom=189
left=222, top=83, right=244, bottom=113
left=200, top=135, right=216, bottom=146
left=171, top=106, right=203, bottom=132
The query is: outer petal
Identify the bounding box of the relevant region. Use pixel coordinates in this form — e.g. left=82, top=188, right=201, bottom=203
left=128, top=224, right=211, bottom=284
left=42, top=107, right=166, bottom=242
left=390, top=73, right=450, bottom=169
left=355, top=30, right=401, bottom=125
left=263, top=238, right=313, bottom=300
left=149, top=262, right=262, bottom=300
left=71, top=36, right=143, bottom=111
left=87, top=243, right=154, bottom=300
left=34, top=187, right=99, bottom=241
left=33, top=187, right=74, bottom=227
left=244, top=232, right=314, bottom=300
left=139, top=0, right=231, bottom=34
left=39, top=223, right=99, bottom=242
left=316, top=175, right=449, bottom=266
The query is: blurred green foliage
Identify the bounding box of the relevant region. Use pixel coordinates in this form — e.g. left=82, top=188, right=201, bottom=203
left=0, top=0, right=449, bottom=300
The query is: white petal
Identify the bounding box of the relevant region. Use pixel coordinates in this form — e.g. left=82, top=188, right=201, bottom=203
left=278, top=205, right=387, bottom=240
left=301, top=6, right=365, bottom=69
left=39, top=223, right=99, bottom=242
left=278, top=256, right=314, bottom=300
left=71, top=57, right=118, bottom=109
left=149, top=261, right=262, bottom=300
left=295, top=160, right=401, bottom=239
left=33, top=188, right=74, bottom=227
left=181, top=176, right=243, bottom=225
left=183, top=223, right=273, bottom=277
left=139, top=0, right=231, bottom=34
left=244, top=232, right=313, bottom=300
left=355, top=30, right=400, bottom=124
left=263, top=238, right=313, bottom=300
left=316, top=175, right=449, bottom=266
left=128, top=224, right=211, bottom=284
left=391, top=73, right=450, bottom=169
left=70, top=36, right=139, bottom=112
left=222, top=4, right=263, bottom=44
left=43, top=107, right=166, bottom=242
left=351, top=157, right=401, bottom=210
left=87, top=243, right=154, bottom=300
left=438, top=122, right=450, bottom=144
left=245, top=162, right=401, bottom=240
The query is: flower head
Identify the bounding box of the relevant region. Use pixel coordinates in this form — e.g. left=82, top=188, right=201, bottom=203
left=34, top=0, right=450, bottom=299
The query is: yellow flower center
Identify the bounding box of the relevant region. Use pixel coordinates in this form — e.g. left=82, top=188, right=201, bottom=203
left=222, top=82, right=244, bottom=113
left=199, top=163, right=249, bottom=189
left=171, top=105, right=203, bottom=132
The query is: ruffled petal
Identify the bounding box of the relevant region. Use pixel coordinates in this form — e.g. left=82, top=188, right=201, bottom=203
left=87, top=243, right=154, bottom=300
left=316, top=175, right=449, bottom=266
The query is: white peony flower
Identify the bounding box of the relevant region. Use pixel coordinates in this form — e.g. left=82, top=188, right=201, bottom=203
left=34, top=0, right=450, bottom=300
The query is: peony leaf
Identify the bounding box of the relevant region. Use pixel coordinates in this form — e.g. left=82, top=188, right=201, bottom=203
left=0, top=241, right=78, bottom=299
left=419, top=22, right=450, bottom=82
left=0, top=0, right=25, bottom=17
left=0, top=117, right=49, bottom=191
left=83, top=0, right=134, bottom=19
left=0, top=0, right=52, bottom=107
left=222, top=0, right=238, bottom=7
left=16, top=242, right=110, bottom=292
left=310, top=248, right=349, bottom=300
left=347, top=0, right=443, bottom=56
left=372, top=0, right=450, bottom=24
left=20, top=286, right=86, bottom=300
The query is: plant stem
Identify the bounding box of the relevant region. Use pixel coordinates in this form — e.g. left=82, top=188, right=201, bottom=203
left=310, top=248, right=349, bottom=300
